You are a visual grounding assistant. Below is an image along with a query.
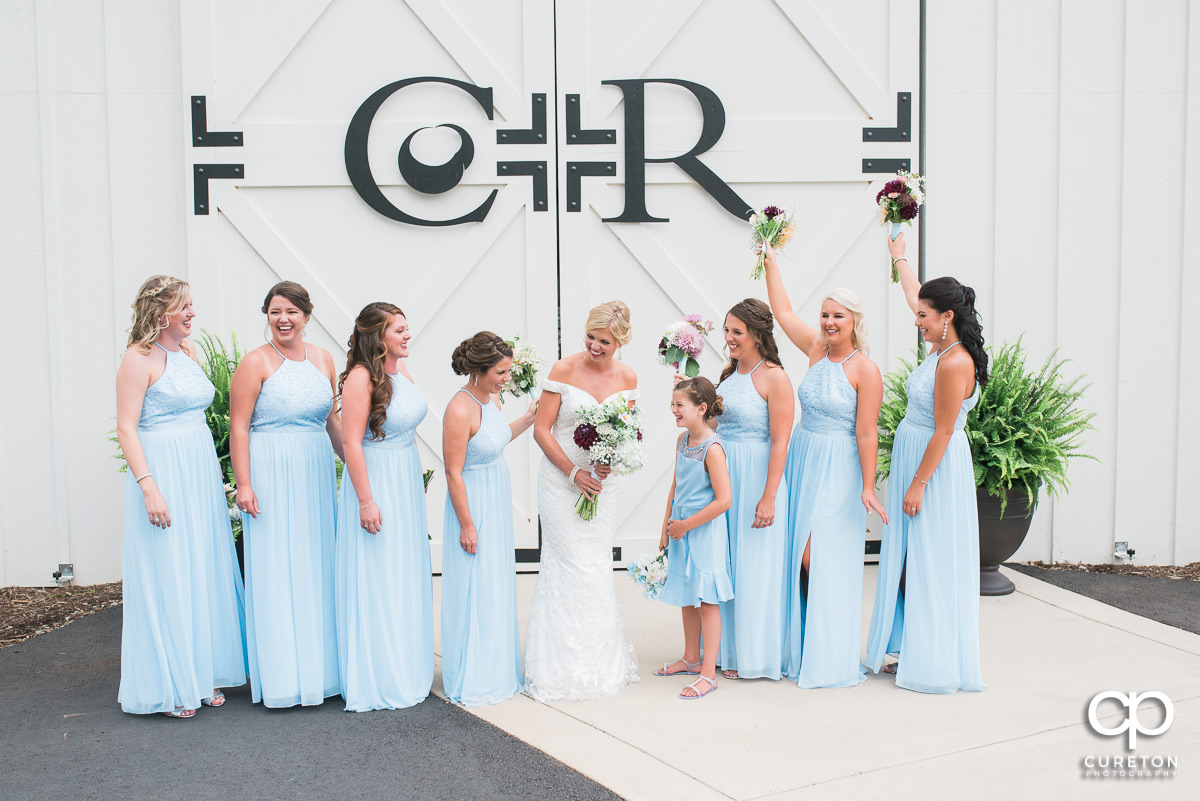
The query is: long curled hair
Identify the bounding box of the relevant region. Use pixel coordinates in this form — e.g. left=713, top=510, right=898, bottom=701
left=339, top=302, right=406, bottom=441
left=127, top=275, right=190, bottom=354
left=674, top=377, right=724, bottom=423
left=451, top=331, right=513, bottom=377
left=719, top=298, right=783, bottom=384
left=920, top=277, right=989, bottom=387
left=815, top=288, right=870, bottom=355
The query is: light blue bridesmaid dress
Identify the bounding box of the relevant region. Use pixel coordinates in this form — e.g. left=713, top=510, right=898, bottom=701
left=715, top=362, right=788, bottom=679
left=335, top=371, right=433, bottom=711
left=440, top=390, right=524, bottom=707
left=118, top=343, right=247, bottom=714
left=864, top=343, right=984, bottom=694
left=657, top=434, right=734, bottom=608
left=784, top=350, right=868, bottom=689
left=243, top=343, right=340, bottom=707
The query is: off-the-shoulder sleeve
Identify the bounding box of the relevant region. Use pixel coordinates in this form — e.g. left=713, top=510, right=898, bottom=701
left=540, top=378, right=567, bottom=395
left=621, top=388, right=641, bottom=402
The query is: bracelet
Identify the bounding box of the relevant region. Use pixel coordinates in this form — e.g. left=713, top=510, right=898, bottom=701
left=916, top=476, right=928, bottom=486
left=134, top=472, right=152, bottom=484
left=568, top=466, right=581, bottom=484
left=893, top=257, right=908, bottom=263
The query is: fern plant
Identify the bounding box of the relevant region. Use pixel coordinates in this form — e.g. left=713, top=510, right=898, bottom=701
left=877, top=339, right=1097, bottom=516
left=195, top=331, right=242, bottom=490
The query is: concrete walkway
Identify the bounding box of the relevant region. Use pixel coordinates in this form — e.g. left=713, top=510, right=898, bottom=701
left=437, top=568, right=1199, bottom=800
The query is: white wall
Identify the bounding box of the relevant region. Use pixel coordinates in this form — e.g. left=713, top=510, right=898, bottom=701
left=1, top=0, right=1195, bottom=586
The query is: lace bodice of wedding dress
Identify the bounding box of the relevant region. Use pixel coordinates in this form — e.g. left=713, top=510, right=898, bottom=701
left=523, top=379, right=640, bottom=702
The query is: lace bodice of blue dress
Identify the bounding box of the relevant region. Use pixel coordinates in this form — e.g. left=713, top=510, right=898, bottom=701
left=139, top=343, right=214, bottom=428
left=460, top=391, right=512, bottom=469
left=251, top=345, right=333, bottom=432
left=798, top=351, right=859, bottom=436
left=717, top=362, right=769, bottom=442
left=363, top=372, right=428, bottom=448
left=904, top=344, right=978, bottom=430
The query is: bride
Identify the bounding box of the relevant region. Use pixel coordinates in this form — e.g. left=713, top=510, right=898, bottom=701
left=524, top=300, right=640, bottom=701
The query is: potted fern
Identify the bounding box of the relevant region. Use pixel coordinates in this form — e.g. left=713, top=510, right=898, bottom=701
left=877, top=339, right=1096, bottom=596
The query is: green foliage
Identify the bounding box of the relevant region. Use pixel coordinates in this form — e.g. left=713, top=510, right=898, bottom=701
left=195, top=331, right=243, bottom=490
left=877, top=339, right=1097, bottom=516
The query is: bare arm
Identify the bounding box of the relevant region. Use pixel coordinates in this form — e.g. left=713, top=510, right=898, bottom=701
left=313, top=348, right=345, bottom=462
left=340, top=367, right=381, bottom=534
left=851, top=359, right=888, bottom=523
left=754, top=367, right=794, bottom=528
left=763, top=242, right=819, bottom=355
left=229, top=351, right=266, bottom=518
left=902, top=356, right=974, bottom=516
left=115, top=349, right=171, bottom=528
left=658, top=438, right=681, bottom=550
left=666, top=443, right=733, bottom=539
left=532, top=372, right=603, bottom=499
left=508, top=396, right=538, bottom=440
left=443, top=395, right=478, bottom=554
left=888, top=233, right=921, bottom=314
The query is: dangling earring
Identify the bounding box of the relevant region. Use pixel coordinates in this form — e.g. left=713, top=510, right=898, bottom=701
left=617, top=348, right=623, bottom=361
left=158, top=316, right=169, bottom=330
left=942, top=318, right=949, bottom=342
left=473, top=374, right=479, bottom=387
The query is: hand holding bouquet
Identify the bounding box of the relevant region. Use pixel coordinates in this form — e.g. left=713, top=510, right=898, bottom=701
left=627, top=548, right=668, bottom=601
left=499, top=336, right=544, bottom=404
left=572, top=397, right=645, bottom=520
left=749, top=205, right=797, bottom=280
left=656, top=315, right=713, bottom=378
left=876, top=171, right=926, bottom=281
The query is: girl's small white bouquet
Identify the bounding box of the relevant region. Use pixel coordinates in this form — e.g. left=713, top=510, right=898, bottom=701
left=499, top=336, right=544, bottom=404
left=572, top=397, right=645, bottom=520
left=875, top=170, right=926, bottom=281
left=656, top=315, right=713, bottom=378
left=627, top=548, right=668, bottom=601
left=748, top=205, right=797, bottom=280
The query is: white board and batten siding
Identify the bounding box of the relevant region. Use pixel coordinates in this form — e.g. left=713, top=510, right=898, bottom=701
left=1, top=0, right=1195, bottom=586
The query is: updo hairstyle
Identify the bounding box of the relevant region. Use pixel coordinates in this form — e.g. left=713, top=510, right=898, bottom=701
left=719, top=298, right=783, bottom=383
left=919, top=277, right=989, bottom=387
left=128, top=275, right=190, bottom=354
left=261, top=281, right=314, bottom=317
left=584, top=300, right=633, bottom=346
left=451, top=331, right=513, bottom=377
left=674, top=376, right=724, bottom=423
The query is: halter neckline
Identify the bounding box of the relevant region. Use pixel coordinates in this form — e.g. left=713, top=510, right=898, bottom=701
left=827, top=348, right=859, bottom=365
left=268, top=340, right=307, bottom=362
left=456, top=387, right=489, bottom=408
left=737, top=359, right=765, bottom=375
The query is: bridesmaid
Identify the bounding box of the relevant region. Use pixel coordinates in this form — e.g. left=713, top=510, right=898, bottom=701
left=114, top=276, right=246, bottom=717
left=440, top=332, right=537, bottom=706
left=335, top=302, right=433, bottom=711
left=762, top=243, right=887, bottom=689
left=714, top=299, right=794, bottom=680
left=865, top=234, right=987, bottom=694
left=230, top=281, right=344, bottom=708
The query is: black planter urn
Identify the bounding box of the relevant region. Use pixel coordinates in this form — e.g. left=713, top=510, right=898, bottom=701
left=977, top=487, right=1034, bottom=596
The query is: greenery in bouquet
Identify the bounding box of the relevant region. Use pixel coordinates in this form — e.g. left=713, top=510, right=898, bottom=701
left=656, top=315, right=713, bottom=378
left=500, top=336, right=543, bottom=404
left=748, top=205, right=796, bottom=280
left=876, top=171, right=926, bottom=281
left=572, top=397, right=645, bottom=520
left=627, top=549, right=668, bottom=601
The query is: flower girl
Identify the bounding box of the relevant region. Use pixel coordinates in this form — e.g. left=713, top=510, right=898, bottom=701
left=654, top=378, right=733, bottom=699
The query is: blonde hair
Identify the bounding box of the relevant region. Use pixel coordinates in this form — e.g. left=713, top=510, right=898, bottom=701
left=815, top=288, right=869, bottom=356
left=127, top=275, right=190, bottom=354
left=584, top=300, right=633, bottom=346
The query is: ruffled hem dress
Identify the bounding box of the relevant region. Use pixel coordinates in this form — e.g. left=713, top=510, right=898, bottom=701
left=118, top=343, right=247, bottom=714
left=440, top=390, right=524, bottom=707
left=335, top=371, right=433, bottom=711
left=864, top=344, right=984, bottom=694
left=658, top=434, right=734, bottom=608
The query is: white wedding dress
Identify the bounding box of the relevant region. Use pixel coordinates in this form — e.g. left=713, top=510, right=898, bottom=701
left=523, top=380, right=640, bottom=701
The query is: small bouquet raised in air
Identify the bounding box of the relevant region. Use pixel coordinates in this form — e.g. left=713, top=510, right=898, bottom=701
left=876, top=170, right=926, bottom=281
left=572, top=397, right=645, bottom=520
left=749, top=205, right=797, bottom=280
left=656, top=315, right=713, bottom=378
left=499, top=336, right=544, bottom=404
left=627, top=548, right=668, bottom=601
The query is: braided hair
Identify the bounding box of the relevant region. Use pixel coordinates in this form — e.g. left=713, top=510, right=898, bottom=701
left=718, top=299, right=783, bottom=384
left=919, top=277, right=989, bottom=387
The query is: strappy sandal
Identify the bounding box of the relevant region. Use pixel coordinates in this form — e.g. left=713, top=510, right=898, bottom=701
left=722, top=669, right=741, bottom=680
left=679, top=674, right=718, bottom=700
left=162, top=707, right=195, bottom=719
left=654, top=658, right=701, bottom=677
left=201, top=690, right=226, bottom=707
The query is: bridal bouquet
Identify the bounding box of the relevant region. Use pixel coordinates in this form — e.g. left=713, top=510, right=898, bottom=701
left=627, top=549, right=668, bottom=601
left=876, top=171, right=926, bottom=280
left=748, top=205, right=797, bottom=279
left=656, top=315, right=713, bottom=378
left=572, top=397, right=645, bottom=520
left=500, top=336, right=543, bottom=404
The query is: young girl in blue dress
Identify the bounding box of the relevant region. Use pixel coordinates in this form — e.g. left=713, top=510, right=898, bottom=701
left=655, top=378, right=733, bottom=700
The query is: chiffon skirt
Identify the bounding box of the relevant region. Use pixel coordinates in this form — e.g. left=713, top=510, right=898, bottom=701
left=658, top=503, right=734, bottom=608
left=783, top=427, right=867, bottom=689
left=243, top=428, right=339, bottom=707
left=118, top=422, right=247, bottom=714
left=717, top=438, right=787, bottom=678
left=335, top=442, right=433, bottom=711
left=440, top=460, right=524, bottom=707
left=864, top=420, right=984, bottom=694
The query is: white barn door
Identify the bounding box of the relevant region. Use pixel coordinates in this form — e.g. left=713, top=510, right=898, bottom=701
left=554, top=0, right=921, bottom=563
left=179, top=0, right=559, bottom=571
